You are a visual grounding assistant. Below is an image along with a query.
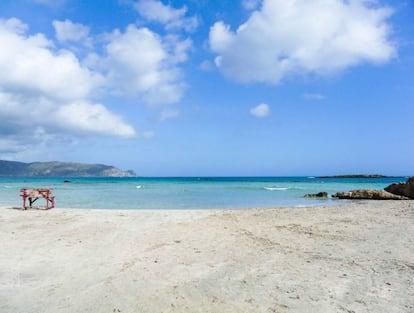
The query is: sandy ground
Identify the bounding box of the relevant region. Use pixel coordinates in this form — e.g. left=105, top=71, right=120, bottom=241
left=0, top=201, right=413, bottom=313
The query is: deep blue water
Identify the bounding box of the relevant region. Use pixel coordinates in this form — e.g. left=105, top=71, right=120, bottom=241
left=0, top=176, right=408, bottom=210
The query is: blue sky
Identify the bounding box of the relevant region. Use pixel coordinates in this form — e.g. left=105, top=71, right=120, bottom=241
left=0, top=0, right=413, bottom=176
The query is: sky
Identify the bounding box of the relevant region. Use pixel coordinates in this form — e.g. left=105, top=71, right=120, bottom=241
left=0, top=0, right=413, bottom=176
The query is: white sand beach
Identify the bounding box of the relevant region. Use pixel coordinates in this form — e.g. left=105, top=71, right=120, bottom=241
left=1, top=201, right=413, bottom=313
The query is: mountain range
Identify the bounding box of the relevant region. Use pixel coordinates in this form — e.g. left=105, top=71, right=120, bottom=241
left=0, top=160, right=136, bottom=177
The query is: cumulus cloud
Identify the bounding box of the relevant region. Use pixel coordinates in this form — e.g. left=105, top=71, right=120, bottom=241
left=0, top=10, right=195, bottom=157
left=0, top=18, right=101, bottom=102
left=250, top=103, right=270, bottom=118
left=102, top=24, right=190, bottom=105
left=53, top=19, right=90, bottom=43
left=209, top=0, right=396, bottom=84
left=0, top=18, right=137, bottom=156
left=0, top=91, right=136, bottom=137
left=54, top=102, right=136, bottom=137
left=134, top=0, right=198, bottom=32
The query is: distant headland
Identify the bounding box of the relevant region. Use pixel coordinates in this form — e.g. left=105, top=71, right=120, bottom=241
left=318, top=174, right=396, bottom=178
left=0, top=160, right=136, bottom=177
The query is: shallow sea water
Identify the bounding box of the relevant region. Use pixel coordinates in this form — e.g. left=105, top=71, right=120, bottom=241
left=0, top=176, right=407, bottom=210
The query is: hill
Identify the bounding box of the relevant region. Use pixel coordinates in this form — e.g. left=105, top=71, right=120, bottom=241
left=0, top=160, right=136, bottom=177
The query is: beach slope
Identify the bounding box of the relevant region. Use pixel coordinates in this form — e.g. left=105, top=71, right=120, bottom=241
left=1, top=201, right=413, bottom=312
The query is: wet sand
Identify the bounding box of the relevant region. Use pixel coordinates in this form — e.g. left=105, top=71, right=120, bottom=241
left=1, top=201, right=413, bottom=312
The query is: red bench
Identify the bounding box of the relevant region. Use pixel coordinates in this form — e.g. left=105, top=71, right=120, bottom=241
left=20, top=188, right=55, bottom=210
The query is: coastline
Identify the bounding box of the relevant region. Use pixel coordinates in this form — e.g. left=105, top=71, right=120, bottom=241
left=0, top=176, right=409, bottom=210
left=1, top=201, right=413, bottom=312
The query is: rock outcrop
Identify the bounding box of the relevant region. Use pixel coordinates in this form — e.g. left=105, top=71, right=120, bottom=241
left=304, top=192, right=328, bottom=198
left=384, top=177, right=414, bottom=199
left=332, top=189, right=410, bottom=200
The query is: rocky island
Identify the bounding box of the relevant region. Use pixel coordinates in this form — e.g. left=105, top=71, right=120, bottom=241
left=0, top=160, right=136, bottom=177
left=318, top=174, right=394, bottom=178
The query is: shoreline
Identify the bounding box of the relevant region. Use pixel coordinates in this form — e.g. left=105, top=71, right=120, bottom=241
left=1, top=201, right=413, bottom=312
left=0, top=197, right=354, bottom=211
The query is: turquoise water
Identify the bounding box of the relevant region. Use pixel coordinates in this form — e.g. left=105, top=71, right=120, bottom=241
left=0, top=177, right=407, bottom=210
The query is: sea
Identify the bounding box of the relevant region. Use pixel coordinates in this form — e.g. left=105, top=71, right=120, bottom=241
left=0, top=176, right=408, bottom=210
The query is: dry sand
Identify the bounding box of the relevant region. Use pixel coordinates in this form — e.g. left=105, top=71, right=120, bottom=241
left=1, top=201, right=413, bottom=313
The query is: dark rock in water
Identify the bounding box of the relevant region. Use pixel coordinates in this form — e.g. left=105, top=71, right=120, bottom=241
left=63, top=180, right=71, bottom=183
left=384, top=177, right=414, bottom=199
left=332, top=189, right=410, bottom=200
left=304, top=192, right=328, bottom=198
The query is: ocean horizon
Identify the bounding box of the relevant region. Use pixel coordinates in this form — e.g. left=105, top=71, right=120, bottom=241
left=0, top=176, right=409, bottom=210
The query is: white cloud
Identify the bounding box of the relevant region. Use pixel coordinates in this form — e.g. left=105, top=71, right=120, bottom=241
left=1, top=17, right=28, bottom=34
left=0, top=18, right=137, bottom=155
left=54, top=102, right=136, bottom=137
left=250, top=103, right=270, bottom=118
left=102, top=24, right=189, bottom=105
left=0, top=18, right=101, bottom=102
left=134, top=0, right=198, bottom=32
left=0, top=91, right=136, bottom=138
left=53, top=19, right=90, bottom=43
left=209, top=0, right=396, bottom=84
left=0, top=137, right=29, bottom=154
left=0, top=15, right=194, bottom=157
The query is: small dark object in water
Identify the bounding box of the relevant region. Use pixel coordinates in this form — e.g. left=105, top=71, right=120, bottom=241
left=63, top=180, right=71, bottom=183
left=304, top=192, right=328, bottom=198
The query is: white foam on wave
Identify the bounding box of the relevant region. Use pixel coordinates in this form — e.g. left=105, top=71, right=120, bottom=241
left=307, top=176, right=315, bottom=179
left=264, top=187, right=288, bottom=191
left=135, top=185, right=142, bottom=189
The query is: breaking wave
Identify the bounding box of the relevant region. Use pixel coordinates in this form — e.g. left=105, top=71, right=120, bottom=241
left=264, top=187, right=289, bottom=191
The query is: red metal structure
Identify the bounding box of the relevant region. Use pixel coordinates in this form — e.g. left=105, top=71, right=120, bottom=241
left=20, top=188, right=55, bottom=210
